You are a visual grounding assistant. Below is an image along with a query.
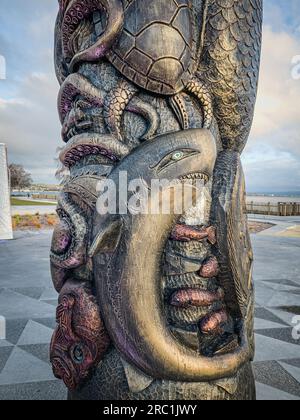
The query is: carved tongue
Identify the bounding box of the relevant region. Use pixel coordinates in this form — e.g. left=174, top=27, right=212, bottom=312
left=170, top=288, right=224, bottom=308
left=170, top=224, right=216, bottom=244
left=200, top=310, right=229, bottom=335
left=199, top=256, right=219, bottom=278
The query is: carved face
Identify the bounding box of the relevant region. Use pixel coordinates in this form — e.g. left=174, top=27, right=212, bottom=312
left=50, top=281, right=110, bottom=390
left=58, top=75, right=104, bottom=144
left=50, top=295, right=90, bottom=390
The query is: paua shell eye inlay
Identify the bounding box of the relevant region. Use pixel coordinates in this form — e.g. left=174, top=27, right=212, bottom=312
left=155, top=149, right=199, bottom=172
left=71, top=345, right=85, bottom=364
left=172, top=151, right=184, bottom=161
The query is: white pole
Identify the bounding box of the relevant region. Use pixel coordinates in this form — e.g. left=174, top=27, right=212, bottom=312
left=0, top=143, right=13, bottom=240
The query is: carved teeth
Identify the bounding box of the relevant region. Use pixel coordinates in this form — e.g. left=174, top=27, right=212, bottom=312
left=180, top=172, right=209, bottom=183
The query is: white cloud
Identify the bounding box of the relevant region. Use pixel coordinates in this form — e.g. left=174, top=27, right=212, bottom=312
left=244, top=22, right=300, bottom=191
left=0, top=1, right=59, bottom=183
left=0, top=71, right=60, bottom=182
left=0, top=1, right=299, bottom=190
left=251, top=26, right=300, bottom=142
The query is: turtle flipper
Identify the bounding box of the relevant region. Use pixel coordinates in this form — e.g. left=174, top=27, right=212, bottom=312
left=185, top=78, right=213, bottom=130
left=126, top=97, right=160, bottom=141
left=103, top=80, right=137, bottom=141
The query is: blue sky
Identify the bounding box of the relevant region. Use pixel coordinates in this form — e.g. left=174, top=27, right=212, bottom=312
left=0, top=0, right=300, bottom=192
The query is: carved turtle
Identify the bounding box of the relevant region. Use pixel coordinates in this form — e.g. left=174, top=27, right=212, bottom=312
left=60, top=0, right=212, bottom=139
left=106, top=0, right=197, bottom=96
left=102, top=0, right=212, bottom=138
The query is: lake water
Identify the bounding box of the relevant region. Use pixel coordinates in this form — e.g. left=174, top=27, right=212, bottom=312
left=247, top=195, right=300, bottom=204
left=11, top=191, right=300, bottom=204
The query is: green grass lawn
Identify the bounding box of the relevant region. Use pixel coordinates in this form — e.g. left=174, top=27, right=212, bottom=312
left=11, top=197, right=56, bottom=206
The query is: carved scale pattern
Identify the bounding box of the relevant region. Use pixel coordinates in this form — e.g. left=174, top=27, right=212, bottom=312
left=199, top=0, right=263, bottom=152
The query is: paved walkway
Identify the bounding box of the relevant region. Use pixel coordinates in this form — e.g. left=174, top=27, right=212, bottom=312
left=0, top=221, right=299, bottom=400
left=249, top=216, right=300, bottom=400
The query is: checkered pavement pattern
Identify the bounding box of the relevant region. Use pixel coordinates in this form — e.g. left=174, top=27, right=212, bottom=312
left=0, top=231, right=299, bottom=400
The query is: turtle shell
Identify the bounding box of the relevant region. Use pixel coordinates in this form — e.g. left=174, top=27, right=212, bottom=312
left=105, top=0, right=197, bottom=95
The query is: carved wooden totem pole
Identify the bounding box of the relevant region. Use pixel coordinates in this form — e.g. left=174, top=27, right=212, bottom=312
left=50, top=0, right=263, bottom=400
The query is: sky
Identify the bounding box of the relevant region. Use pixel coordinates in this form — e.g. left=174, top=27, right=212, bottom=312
left=0, top=0, right=299, bottom=193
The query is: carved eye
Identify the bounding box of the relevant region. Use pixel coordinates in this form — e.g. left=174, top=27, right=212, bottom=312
left=76, top=99, right=92, bottom=110
left=71, top=344, right=85, bottom=364
left=171, top=151, right=184, bottom=161
left=155, top=149, right=199, bottom=172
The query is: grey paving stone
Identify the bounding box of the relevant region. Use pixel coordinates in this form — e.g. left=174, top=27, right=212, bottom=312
left=0, top=347, right=55, bottom=385
left=17, top=320, right=54, bottom=346
left=279, top=359, right=300, bottom=369
left=0, top=231, right=52, bottom=289
left=0, top=347, right=13, bottom=373
left=260, top=282, right=300, bottom=293
left=254, top=334, right=300, bottom=362
left=0, top=290, right=55, bottom=320
left=39, top=288, right=58, bottom=301
left=256, top=328, right=300, bottom=346
left=254, top=318, right=290, bottom=331
left=276, top=306, right=300, bottom=315
left=11, top=287, right=45, bottom=300
left=268, top=307, right=299, bottom=326
left=5, top=319, right=29, bottom=345
left=261, top=279, right=300, bottom=288
left=251, top=235, right=300, bottom=284
left=279, top=362, right=300, bottom=384
left=285, top=289, right=300, bottom=296
left=0, top=380, right=67, bottom=400
left=254, top=280, right=300, bottom=308
left=254, top=307, right=289, bottom=326
left=42, top=299, right=58, bottom=307
left=0, top=340, right=14, bottom=348
left=34, top=317, right=57, bottom=330
left=256, top=382, right=300, bottom=401
left=253, top=361, right=300, bottom=398
left=18, top=344, right=50, bottom=365
left=264, top=291, right=300, bottom=308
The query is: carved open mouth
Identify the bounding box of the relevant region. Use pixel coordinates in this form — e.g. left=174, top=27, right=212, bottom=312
left=165, top=281, right=241, bottom=358
left=163, top=228, right=239, bottom=357
left=179, top=172, right=209, bottom=184
left=64, top=120, right=94, bottom=142
left=51, top=356, right=77, bottom=390
left=90, top=130, right=252, bottom=382
left=162, top=182, right=243, bottom=358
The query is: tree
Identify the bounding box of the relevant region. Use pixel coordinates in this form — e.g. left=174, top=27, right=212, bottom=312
left=9, top=164, right=32, bottom=190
